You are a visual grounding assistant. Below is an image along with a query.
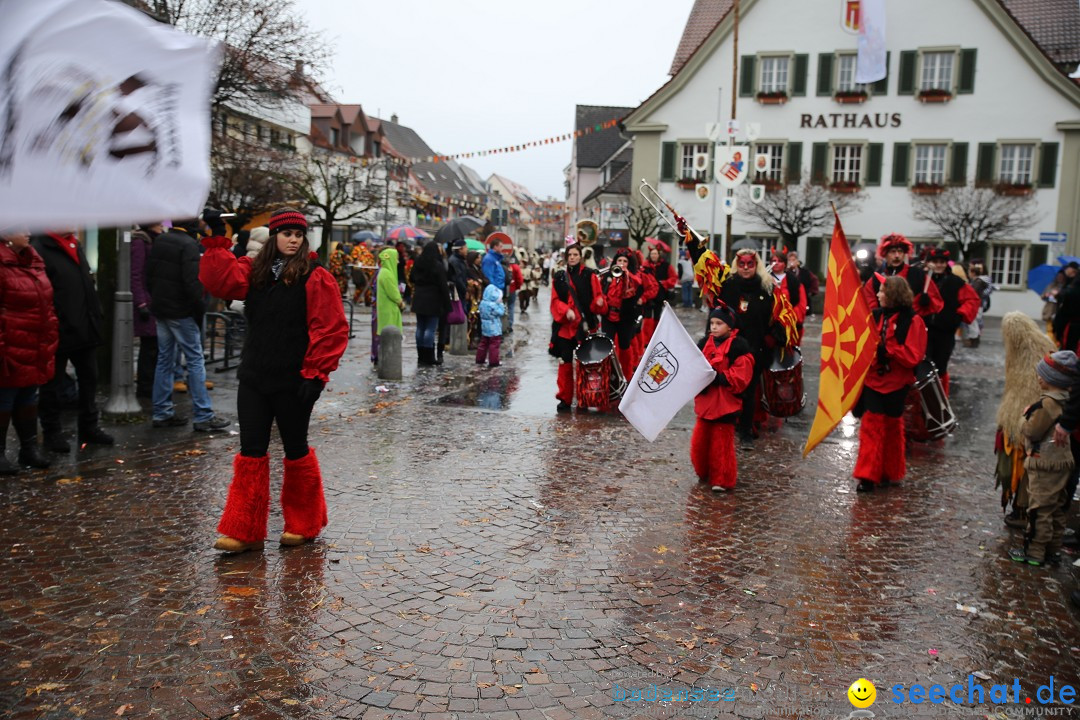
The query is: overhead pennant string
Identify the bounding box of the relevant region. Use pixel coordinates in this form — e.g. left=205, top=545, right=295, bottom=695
left=402, top=117, right=622, bottom=164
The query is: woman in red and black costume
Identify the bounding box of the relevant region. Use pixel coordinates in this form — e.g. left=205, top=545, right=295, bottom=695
left=641, top=245, right=677, bottom=346
left=199, top=208, right=349, bottom=553
left=853, top=275, right=928, bottom=492
left=861, top=232, right=943, bottom=318
left=602, top=248, right=644, bottom=381
left=552, top=239, right=606, bottom=412
left=631, top=249, right=659, bottom=370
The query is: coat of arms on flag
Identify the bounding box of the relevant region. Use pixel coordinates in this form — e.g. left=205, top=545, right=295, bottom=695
left=714, top=145, right=748, bottom=189
left=638, top=343, right=679, bottom=393
left=841, top=0, right=861, bottom=34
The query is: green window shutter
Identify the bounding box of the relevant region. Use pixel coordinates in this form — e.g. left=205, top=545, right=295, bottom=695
left=792, top=54, right=809, bottom=96
left=892, top=143, right=910, bottom=186
left=958, top=49, right=977, bottom=94
left=817, top=53, right=835, bottom=96
left=811, top=143, right=829, bottom=184
left=660, top=142, right=676, bottom=182
left=871, top=51, right=890, bottom=95
left=805, top=237, right=824, bottom=279
left=898, top=50, right=917, bottom=95
left=1038, top=142, right=1059, bottom=188
left=975, top=143, right=996, bottom=186
left=786, top=142, right=803, bottom=183
left=865, top=143, right=884, bottom=186
left=1029, top=243, right=1048, bottom=270
left=739, top=56, right=756, bottom=97
left=950, top=142, right=968, bottom=185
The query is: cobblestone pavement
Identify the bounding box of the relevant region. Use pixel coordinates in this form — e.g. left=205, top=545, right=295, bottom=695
left=1, top=290, right=1078, bottom=720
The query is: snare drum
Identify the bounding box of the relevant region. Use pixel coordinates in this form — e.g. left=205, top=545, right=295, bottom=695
left=761, top=347, right=806, bottom=418
left=574, top=334, right=626, bottom=410
left=905, top=360, right=957, bottom=441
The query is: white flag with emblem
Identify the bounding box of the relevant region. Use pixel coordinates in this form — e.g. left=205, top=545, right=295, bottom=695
left=856, top=0, right=887, bottom=83
left=0, top=0, right=221, bottom=229
left=619, top=304, right=716, bottom=442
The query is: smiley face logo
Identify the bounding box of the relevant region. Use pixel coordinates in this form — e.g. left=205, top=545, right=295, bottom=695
left=847, top=678, right=876, bottom=708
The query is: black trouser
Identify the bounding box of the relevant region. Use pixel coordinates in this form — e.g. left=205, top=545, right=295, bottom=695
left=136, top=335, right=158, bottom=397
left=925, top=327, right=956, bottom=377
left=737, top=349, right=770, bottom=436
left=238, top=382, right=315, bottom=460
left=39, top=346, right=99, bottom=435
left=602, top=318, right=636, bottom=350
left=437, top=315, right=449, bottom=360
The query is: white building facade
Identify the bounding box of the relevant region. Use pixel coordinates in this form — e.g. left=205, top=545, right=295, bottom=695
left=624, top=0, right=1080, bottom=316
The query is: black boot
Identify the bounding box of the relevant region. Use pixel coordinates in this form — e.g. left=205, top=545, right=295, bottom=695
left=0, top=410, right=17, bottom=475
left=12, top=406, right=50, bottom=469
left=417, top=347, right=435, bottom=366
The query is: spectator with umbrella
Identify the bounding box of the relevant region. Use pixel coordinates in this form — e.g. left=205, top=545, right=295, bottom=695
left=411, top=240, right=451, bottom=366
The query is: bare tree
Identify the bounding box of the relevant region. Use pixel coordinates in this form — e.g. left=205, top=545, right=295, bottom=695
left=208, top=135, right=299, bottom=233
left=156, top=0, right=332, bottom=109
left=911, top=183, right=1040, bottom=262
left=739, top=174, right=863, bottom=248
left=625, top=199, right=661, bottom=248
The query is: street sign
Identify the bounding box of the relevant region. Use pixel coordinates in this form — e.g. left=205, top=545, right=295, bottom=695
left=1039, top=232, right=1068, bottom=243
left=706, top=122, right=723, bottom=141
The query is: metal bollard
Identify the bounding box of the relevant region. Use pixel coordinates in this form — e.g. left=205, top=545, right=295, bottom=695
left=378, top=326, right=402, bottom=380
left=449, top=323, right=469, bottom=355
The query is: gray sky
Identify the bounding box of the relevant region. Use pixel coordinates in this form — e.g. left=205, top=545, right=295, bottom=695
left=293, top=0, right=696, bottom=199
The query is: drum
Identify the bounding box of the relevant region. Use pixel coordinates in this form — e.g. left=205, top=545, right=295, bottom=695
left=574, top=334, right=626, bottom=410
left=905, top=359, right=957, bottom=441
left=761, top=347, right=806, bottom=418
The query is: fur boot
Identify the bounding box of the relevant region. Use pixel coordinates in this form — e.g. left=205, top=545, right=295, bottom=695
left=281, top=448, right=328, bottom=541
left=616, top=345, right=635, bottom=382
left=217, top=453, right=271, bottom=543
left=854, top=412, right=887, bottom=484
left=882, top=415, right=907, bottom=482
left=709, top=422, right=737, bottom=489
left=556, top=363, right=574, bottom=405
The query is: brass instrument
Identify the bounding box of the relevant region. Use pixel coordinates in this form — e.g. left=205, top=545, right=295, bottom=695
left=638, top=179, right=706, bottom=244
left=575, top=219, right=599, bottom=246
left=597, top=264, right=624, bottom=278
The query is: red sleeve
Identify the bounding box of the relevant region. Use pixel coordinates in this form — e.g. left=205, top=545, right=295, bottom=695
left=794, top=284, right=808, bottom=324
left=723, top=352, right=755, bottom=394
left=887, top=314, right=927, bottom=370
left=662, top=265, right=678, bottom=291
left=550, top=292, right=574, bottom=324
left=199, top=237, right=251, bottom=301
left=957, top=283, right=980, bottom=324
left=301, top=267, right=350, bottom=383
left=589, top=273, right=607, bottom=313
left=641, top=272, right=659, bottom=302
left=914, top=275, right=944, bottom=317
left=606, top=276, right=623, bottom=310
left=511, top=265, right=523, bottom=292
left=861, top=278, right=879, bottom=311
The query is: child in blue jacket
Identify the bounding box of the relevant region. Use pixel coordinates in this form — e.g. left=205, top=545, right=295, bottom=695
left=476, top=284, right=505, bottom=367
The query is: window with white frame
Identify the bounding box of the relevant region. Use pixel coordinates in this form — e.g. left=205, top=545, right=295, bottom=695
left=913, top=144, right=947, bottom=185
left=990, top=244, right=1023, bottom=287
left=832, top=144, right=863, bottom=184
left=999, top=144, right=1035, bottom=185
left=920, top=51, right=954, bottom=92
left=681, top=143, right=711, bottom=181
left=755, top=143, right=785, bottom=182
left=836, top=55, right=865, bottom=93
left=759, top=56, right=790, bottom=94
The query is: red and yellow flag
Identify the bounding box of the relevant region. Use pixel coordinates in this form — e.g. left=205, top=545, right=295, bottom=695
left=802, top=212, right=879, bottom=456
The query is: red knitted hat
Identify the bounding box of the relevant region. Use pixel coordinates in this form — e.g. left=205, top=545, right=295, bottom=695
left=269, top=208, right=308, bottom=234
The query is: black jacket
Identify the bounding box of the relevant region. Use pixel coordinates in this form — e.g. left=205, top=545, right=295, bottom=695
left=147, top=228, right=204, bottom=320
left=411, top=256, right=451, bottom=317
left=448, top=251, right=469, bottom=302
left=29, top=234, right=103, bottom=352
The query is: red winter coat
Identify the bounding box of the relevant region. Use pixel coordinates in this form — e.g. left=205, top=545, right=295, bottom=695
left=0, top=243, right=58, bottom=387
left=509, top=264, right=524, bottom=293
left=861, top=264, right=943, bottom=318
left=864, top=307, right=927, bottom=394
left=694, top=330, right=755, bottom=420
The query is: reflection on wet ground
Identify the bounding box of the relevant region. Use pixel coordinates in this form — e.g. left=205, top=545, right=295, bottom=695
left=1, top=294, right=1077, bottom=719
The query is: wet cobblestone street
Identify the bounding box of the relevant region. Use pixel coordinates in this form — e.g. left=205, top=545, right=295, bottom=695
left=2, top=290, right=1077, bottom=719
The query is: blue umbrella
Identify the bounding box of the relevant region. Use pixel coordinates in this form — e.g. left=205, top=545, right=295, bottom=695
left=352, top=230, right=379, bottom=243
left=1058, top=255, right=1080, bottom=267
left=1028, top=264, right=1064, bottom=296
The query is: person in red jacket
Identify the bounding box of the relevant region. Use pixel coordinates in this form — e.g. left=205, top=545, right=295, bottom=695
left=924, top=248, right=981, bottom=395
left=199, top=208, right=349, bottom=553
left=641, top=245, right=677, bottom=346
left=769, top=251, right=807, bottom=341
left=861, top=233, right=943, bottom=318
left=853, top=276, right=928, bottom=492
left=551, top=239, right=607, bottom=412
left=602, top=249, right=644, bottom=381
left=691, top=303, right=755, bottom=492
left=0, top=229, right=58, bottom=473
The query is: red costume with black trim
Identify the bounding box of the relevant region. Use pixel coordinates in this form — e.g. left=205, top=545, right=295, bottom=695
left=925, top=265, right=981, bottom=396
left=551, top=257, right=607, bottom=409
left=691, top=329, right=754, bottom=489
left=861, top=234, right=943, bottom=318
left=200, top=235, right=348, bottom=544
left=641, top=257, right=677, bottom=345
left=853, top=305, right=928, bottom=486
left=603, top=251, right=644, bottom=381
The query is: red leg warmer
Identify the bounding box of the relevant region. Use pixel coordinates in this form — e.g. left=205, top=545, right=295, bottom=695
left=690, top=419, right=710, bottom=481
left=882, top=415, right=907, bottom=482
left=617, top=346, right=635, bottom=381
left=710, top=422, right=737, bottom=489
left=642, top=317, right=657, bottom=346
left=940, top=372, right=950, bottom=397
left=217, top=453, right=270, bottom=543
left=556, top=362, right=574, bottom=404
left=854, top=412, right=887, bottom=484
left=281, top=448, right=328, bottom=539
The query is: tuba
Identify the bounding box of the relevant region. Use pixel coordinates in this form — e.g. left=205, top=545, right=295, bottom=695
left=575, top=219, right=598, bottom=246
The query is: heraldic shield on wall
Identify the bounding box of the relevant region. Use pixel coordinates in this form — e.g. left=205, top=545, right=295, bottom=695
left=638, top=342, right=679, bottom=394
left=714, top=145, right=748, bottom=189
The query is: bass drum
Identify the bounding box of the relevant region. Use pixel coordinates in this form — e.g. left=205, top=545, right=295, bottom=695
left=761, top=347, right=806, bottom=418
left=905, top=359, right=957, bottom=441
left=574, top=334, right=626, bottom=411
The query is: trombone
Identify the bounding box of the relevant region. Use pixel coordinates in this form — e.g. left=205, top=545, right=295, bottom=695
left=638, top=179, right=707, bottom=245
left=597, top=264, right=624, bottom=278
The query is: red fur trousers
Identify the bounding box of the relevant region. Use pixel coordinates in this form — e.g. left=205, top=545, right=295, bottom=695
left=281, top=448, right=328, bottom=539
left=690, top=419, right=737, bottom=489
left=556, top=362, right=574, bottom=404
left=642, top=317, right=657, bottom=346
left=854, top=412, right=906, bottom=484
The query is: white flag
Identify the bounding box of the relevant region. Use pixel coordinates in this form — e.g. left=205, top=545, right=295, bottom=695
left=619, top=304, right=716, bottom=442
left=0, top=0, right=221, bottom=230
left=856, top=0, right=887, bottom=84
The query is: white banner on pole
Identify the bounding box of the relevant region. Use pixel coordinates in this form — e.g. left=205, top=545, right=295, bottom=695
left=0, top=0, right=222, bottom=230
left=856, top=0, right=887, bottom=84
left=619, top=304, right=716, bottom=442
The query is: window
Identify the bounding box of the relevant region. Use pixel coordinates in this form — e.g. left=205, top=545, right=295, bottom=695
left=920, top=51, right=954, bottom=91
left=270, top=129, right=280, bottom=146
left=999, top=144, right=1034, bottom=185
left=990, top=245, right=1023, bottom=287
left=832, top=144, right=863, bottom=184
left=258, top=126, right=269, bottom=144
left=913, top=144, right=947, bottom=185
left=680, top=143, right=711, bottom=181
left=330, top=127, right=340, bottom=146
left=836, top=55, right=865, bottom=93
left=755, top=143, right=785, bottom=182
left=759, top=56, right=789, bottom=94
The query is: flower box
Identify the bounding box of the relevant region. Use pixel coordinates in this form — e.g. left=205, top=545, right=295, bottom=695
left=675, top=178, right=699, bottom=190
left=994, top=183, right=1034, bottom=196
left=834, top=91, right=868, bottom=104
left=756, top=91, right=789, bottom=105
left=760, top=179, right=785, bottom=193
left=917, top=89, right=952, bottom=103
left=911, top=183, right=945, bottom=195
left=829, top=181, right=861, bottom=194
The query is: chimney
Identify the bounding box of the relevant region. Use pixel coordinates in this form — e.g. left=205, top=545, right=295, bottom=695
left=390, top=113, right=399, bottom=124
